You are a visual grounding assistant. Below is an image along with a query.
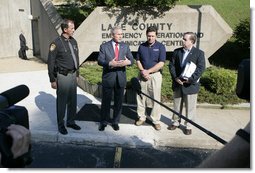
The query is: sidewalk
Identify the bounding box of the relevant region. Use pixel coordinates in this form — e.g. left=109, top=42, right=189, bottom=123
left=0, top=56, right=250, bottom=150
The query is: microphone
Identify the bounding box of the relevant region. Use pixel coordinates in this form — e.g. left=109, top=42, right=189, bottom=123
left=131, top=77, right=227, bottom=145
left=0, top=85, right=30, bottom=109
left=131, top=77, right=142, bottom=99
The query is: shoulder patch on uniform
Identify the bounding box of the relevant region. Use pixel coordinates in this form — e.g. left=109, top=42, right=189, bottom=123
left=50, top=43, right=56, bottom=51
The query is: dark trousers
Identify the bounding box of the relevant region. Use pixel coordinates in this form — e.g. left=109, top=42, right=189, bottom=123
left=100, top=84, right=124, bottom=125
left=56, top=72, right=77, bottom=128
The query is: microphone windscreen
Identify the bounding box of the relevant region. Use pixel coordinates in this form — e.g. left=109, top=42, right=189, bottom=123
left=0, top=85, right=30, bottom=107
left=131, top=77, right=141, bottom=94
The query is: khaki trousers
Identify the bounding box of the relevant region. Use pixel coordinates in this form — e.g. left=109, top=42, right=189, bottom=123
left=136, top=72, right=162, bottom=124
left=172, top=88, right=197, bottom=129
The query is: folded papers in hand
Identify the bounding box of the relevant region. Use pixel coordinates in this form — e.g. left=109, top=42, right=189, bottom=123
left=181, top=61, right=199, bottom=82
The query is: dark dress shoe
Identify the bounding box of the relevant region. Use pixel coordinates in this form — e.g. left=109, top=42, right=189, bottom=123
left=58, top=126, right=68, bottom=135
left=167, top=125, right=178, bottom=130
left=99, top=124, right=107, bottom=131
left=184, top=129, right=192, bottom=135
left=112, top=124, right=119, bottom=131
left=67, top=124, right=81, bottom=130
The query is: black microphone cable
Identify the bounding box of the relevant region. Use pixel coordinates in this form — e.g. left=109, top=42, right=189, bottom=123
left=131, top=77, right=227, bottom=145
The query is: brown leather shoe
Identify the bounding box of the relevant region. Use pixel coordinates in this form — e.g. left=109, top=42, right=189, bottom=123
left=154, top=124, right=161, bottom=131
left=184, top=129, right=192, bottom=135
left=135, top=119, right=145, bottom=126
left=167, top=125, right=178, bottom=130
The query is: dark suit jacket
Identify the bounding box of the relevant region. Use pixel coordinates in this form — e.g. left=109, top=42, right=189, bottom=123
left=98, top=40, right=134, bottom=88
left=169, top=46, right=205, bottom=95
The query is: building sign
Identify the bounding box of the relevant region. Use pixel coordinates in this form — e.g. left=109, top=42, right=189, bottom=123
left=101, top=23, right=204, bottom=47
left=74, top=6, right=233, bottom=66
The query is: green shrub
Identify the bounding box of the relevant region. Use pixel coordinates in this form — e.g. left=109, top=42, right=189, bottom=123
left=80, top=61, right=139, bottom=86
left=79, top=62, right=102, bottom=85
left=80, top=61, right=244, bottom=105
left=200, top=66, right=237, bottom=96
left=161, top=63, right=173, bottom=102
left=126, top=65, right=140, bottom=89
left=198, top=86, right=242, bottom=105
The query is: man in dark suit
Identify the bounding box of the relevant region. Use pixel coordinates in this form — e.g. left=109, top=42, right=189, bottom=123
left=168, top=32, right=205, bottom=135
left=98, top=26, right=134, bottom=131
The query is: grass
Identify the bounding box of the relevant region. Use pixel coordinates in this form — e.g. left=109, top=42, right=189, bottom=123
left=175, top=0, right=250, bottom=69
left=176, top=0, right=250, bottom=29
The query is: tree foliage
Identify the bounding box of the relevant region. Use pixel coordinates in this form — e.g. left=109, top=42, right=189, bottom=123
left=234, top=18, right=250, bottom=49
left=209, top=17, right=250, bottom=69
left=56, top=0, right=178, bottom=28
left=71, top=0, right=177, bottom=8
